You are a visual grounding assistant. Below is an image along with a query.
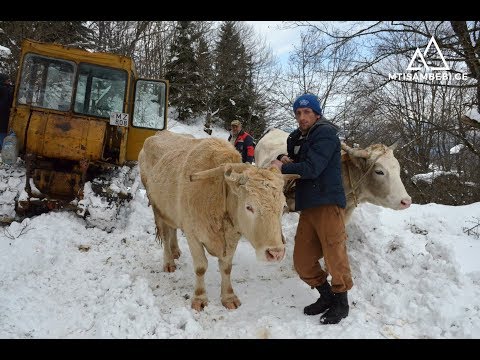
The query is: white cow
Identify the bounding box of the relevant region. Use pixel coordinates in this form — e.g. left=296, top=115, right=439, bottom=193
left=255, top=128, right=412, bottom=223
left=139, top=130, right=298, bottom=311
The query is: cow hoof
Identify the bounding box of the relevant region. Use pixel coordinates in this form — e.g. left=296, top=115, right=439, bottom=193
left=172, top=248, right=181, bottom=259
left=222, top=296, right=241, bottom=310
left=191, top=298, right=208, bottom=311
left=163, top=264, right=176, bottom=272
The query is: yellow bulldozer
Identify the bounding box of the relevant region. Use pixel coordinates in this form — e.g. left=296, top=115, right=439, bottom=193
left=0, top=39, right=168, bottom=228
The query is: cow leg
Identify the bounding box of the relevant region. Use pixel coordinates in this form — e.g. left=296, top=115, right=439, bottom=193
left=170, top=231, right=181, bottom=260
left=152, top=206, right=177, bottom=272
left=162, top=225, right=178, bottom=272
left=185, top=236, right=209, bottom=311
left=218, top=257, right=241, bottom=309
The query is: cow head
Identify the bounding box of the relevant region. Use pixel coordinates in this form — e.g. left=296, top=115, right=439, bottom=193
left=343, top=143, right=412, bottom=210
left=226, top=165, right=290, bottom=262
left=191, top=164, right=289, bottom=262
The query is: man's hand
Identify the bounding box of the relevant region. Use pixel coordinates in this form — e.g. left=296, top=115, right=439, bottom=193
left=279, top=155, right=293, bottom=164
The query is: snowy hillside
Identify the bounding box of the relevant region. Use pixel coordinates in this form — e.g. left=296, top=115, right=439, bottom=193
left=0, top=118, right=479, bottom=338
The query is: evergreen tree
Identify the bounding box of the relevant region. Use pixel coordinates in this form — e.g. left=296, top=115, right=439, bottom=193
left=213, top=21, right=266, bottom=138
left=236, top=49, right=267, bottom=139
left=164, top=21, right=200, bottom=122
left=214, top=21, right=250, bottom=129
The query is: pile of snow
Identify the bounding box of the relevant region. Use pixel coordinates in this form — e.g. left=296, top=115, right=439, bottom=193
left=1, top=196, right=479, bottom=338
left=167, top=117, right=230, bottom=139
left=0, top=159, right=26, bottom=222
left=79, top=165, right=142, bottom=232
left=412, top=170, right=459, bottom=185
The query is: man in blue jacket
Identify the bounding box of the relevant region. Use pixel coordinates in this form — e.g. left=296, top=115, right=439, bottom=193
left=271, top=93, right=352, bottom=325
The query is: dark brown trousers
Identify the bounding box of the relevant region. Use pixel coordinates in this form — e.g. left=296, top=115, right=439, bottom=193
left=293, top=204, right=353, bottom=293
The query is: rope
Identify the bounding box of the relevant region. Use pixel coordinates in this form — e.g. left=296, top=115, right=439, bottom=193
left=221, top=178, right=230, bottom=257
left=344, top=157, right=359, bottom=207
left=344, top=149, right=387, bottom=205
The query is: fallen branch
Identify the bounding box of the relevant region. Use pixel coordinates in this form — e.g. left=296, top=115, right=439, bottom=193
left=3, top=221, right=34, bottom=240
left=463, top=217, right=480, bottom=239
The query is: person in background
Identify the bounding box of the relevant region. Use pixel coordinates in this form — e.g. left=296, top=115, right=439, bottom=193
left=228, top=119, right=255, bottom=164
left=0, top=73, right=14, bottom=149
left=270, top=93, right=352, bottom=325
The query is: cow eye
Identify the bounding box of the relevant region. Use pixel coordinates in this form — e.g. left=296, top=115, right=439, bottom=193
left=375, top=170, right=384, bottom=175
left=246, top=205, right=254, bottom=213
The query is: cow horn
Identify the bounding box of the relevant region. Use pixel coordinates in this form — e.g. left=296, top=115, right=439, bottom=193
left=190, top=163, right=246, bottom=181
left=389, top=140, right=400, bottom=151
left=341, top=142, right=369, bottom=158
left=190, top=165, right=226, bottom=181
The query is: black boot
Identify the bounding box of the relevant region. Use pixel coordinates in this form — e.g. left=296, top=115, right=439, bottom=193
left=304, top=281, right=334, bottom=315
left=319, top=291, right=349, bottom=324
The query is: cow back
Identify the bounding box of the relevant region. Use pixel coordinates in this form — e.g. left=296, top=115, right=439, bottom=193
left=254, top=128, right=289, bottom=168
left=139, top=130, right=242, bottom=231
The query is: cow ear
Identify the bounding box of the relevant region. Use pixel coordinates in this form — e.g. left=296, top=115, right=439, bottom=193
left=389, top=140, right=400, bottom=151
left=348, top=155, right=368, bottom=171
left=224, top=167, right=248, bottom=191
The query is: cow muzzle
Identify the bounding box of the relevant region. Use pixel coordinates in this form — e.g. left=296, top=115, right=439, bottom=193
left=265, top=246, right=285, bottom=262
left=399, top=197, right=412, bottom=209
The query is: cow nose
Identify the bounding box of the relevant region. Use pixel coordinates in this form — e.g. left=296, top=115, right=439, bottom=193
left=400, top=198, right=412, bottom=208
left=265, top=247, right=285, bottom=262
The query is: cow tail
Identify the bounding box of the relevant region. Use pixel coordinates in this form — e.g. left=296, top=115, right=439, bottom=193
left=155, top=226, right=164, bottom=248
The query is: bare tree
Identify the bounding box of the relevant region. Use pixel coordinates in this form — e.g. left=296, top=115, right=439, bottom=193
left=281, top=21, right=480, bottom=204
left=134, top=21, right=176, bottom=79
left=270, top=27, right=354, bottom=129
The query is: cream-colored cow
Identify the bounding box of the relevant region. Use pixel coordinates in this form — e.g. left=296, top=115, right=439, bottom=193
left=255, top=128, right=412, bottom=223
left=139, top=130, right=297, bottom=311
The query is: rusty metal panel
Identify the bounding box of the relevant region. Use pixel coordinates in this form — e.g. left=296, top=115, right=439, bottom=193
left=8, top=107, right=30, bottom=151
left=26, top=112, right=106, bottom=161
left=25, top=111, right=47, bottom=155
left=33, top=169, right=82, bottom=199
left=118, top=126, right=128, bottom=164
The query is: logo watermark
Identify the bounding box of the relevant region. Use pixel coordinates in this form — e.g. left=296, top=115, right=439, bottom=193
left=389, top=36, right=467, bottom=81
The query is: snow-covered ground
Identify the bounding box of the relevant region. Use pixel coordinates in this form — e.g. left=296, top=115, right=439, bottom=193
left=1, top=118, right=479, bottom=338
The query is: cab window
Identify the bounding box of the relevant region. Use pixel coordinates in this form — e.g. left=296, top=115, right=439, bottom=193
left=132, top=79, right=167, bottom=130
left=74, top=63, right=127, bottom=118
left=17, top=53, right=75, bottom=111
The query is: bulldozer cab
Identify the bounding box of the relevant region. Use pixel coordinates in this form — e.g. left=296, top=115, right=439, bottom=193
left=5, top=39, right=168, bottom=214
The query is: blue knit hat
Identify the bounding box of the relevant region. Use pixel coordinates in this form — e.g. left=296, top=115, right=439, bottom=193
left=293, top=93, right=322, bottom=116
